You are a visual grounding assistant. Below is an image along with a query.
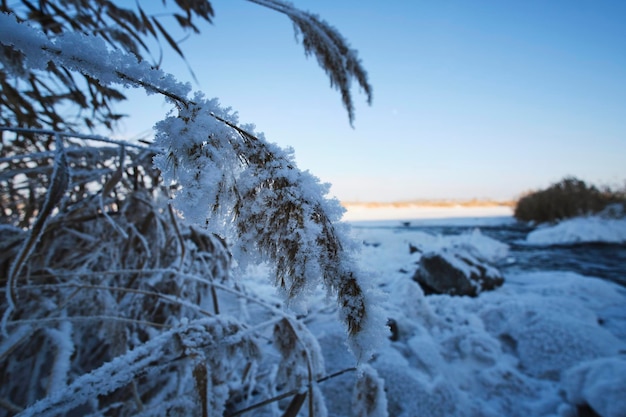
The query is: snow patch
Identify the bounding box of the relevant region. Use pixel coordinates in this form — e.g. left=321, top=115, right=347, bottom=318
left=526, top=216, right=626, bottom=246
left=562, top=357, right=626, bottom=417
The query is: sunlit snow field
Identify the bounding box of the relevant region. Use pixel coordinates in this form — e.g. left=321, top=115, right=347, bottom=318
left=341, top=204, right=514, bottom=223
left=247, top=207, right=626, bottom=417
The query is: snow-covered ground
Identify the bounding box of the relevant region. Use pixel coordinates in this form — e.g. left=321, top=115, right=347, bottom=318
left=266, top=210, right=626, bottom=417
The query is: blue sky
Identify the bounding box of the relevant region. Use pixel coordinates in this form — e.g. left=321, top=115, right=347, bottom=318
left=117, top=0, right=626, bottom=202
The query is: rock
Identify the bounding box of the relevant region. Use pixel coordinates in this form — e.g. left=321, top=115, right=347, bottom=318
left=409, top=243, right=421, bottom=254
left=412, top=250, right=504, bottom=297
left=363, top=240, right=381, bottom=248
left=576, top=404, right=602, bottom=417
left=387, top=318, right=399, bottom=341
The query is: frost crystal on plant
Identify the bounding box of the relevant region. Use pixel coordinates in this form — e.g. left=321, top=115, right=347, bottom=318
left=0, top=4, right=386, bottom=415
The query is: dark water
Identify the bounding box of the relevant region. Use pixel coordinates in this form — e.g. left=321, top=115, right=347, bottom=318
left=357, top=218, right=626, bottom=287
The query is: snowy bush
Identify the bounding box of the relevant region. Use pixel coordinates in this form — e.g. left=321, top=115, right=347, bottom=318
left=0, top=4, right=386, bottom=416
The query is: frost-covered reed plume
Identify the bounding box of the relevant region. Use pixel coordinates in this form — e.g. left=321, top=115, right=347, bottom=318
left=0, top=4, right=386, bottom=416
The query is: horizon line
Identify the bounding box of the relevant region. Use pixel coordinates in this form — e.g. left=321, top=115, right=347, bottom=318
left=340, top=198, right=517, bottom=209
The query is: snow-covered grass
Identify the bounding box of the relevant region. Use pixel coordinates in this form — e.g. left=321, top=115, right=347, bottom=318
left=1, top=13, right=384, bottom=414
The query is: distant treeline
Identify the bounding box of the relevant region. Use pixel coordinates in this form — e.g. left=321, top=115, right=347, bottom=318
left=514, top=177, right=626, bottom=224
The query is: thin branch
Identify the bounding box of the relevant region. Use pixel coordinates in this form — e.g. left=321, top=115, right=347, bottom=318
left=8, top=316, right=171, bottom=329
left=14, top=283, right=214, bottom=317
left=0, top=398, right=23, bottom=414
left=0, top=126, right=152, bottom=150
left=5, top=267, right=287, bottom=317
left=226, top=367, right=357, bottom=417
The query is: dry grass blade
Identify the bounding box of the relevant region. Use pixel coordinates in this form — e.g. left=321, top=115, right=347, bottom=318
left=9, top=316, right=171, bottom=329
left=338, top=274, right=367, bottom=336
left=1, top=128, right=250, bottom=415
left=246, top=0, right=372, bottom=125
left=352, top=365, right=387, bottom=417
left=99, top=144, right=128, bottom=238
left=282, top=392, right=307, bottom=417
left=2, top=132, right=68, bottom=334
left=1, top=1, right=217, bottom=131
left=152, top=17, right=185, bottom=59
left=101, top=144, right=125, bottom=196
left=168, top=203, right=186, bottom=270
left=225, top=368, right=357, bottom=416
left=193, top=362, right=209, bottom=417
left=13, top=282, right=215, bottom=317
left=15, top=320, right=215, bottom=416
left=0, top=397, right=23, bottom=414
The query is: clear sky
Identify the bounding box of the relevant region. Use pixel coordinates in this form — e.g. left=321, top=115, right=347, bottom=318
left=116, top=0, right=626, bottom=202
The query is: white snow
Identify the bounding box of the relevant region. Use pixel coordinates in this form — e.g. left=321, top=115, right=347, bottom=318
left=301, top=215, right=626, bottom=417
left=342, top=203, right=513, bottom=222
left=526, top=216, right=626, bottom=246
left=562, top=357, right=626, bottom=417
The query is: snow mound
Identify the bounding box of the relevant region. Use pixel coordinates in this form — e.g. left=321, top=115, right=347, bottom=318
left=562, top=357, right=626, bottom=417
left=526, top=216, right=626, bottom=246
left=480, top=295, right=624, bottom=379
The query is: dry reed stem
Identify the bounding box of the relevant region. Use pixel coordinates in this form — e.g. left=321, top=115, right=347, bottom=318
left=1, top=124, right=376, bottom=415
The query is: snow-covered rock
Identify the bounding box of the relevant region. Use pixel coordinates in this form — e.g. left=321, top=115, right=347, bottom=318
left=413, top=250, right=504, bottom=296
left=445, top=228, right=510, bottom=264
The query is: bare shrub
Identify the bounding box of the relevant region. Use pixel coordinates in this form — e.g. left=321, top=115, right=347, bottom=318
left=514, top=176, right=626, bottom=224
